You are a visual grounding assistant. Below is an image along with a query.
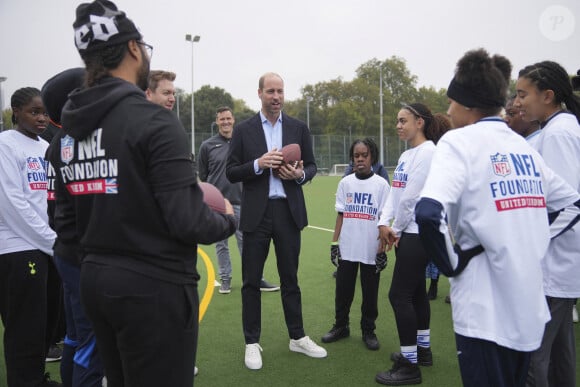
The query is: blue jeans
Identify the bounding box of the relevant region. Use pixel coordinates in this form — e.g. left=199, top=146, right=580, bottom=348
left=54, top=256, right=104, bottom=387
left=215, top=204, right=243, bottom=280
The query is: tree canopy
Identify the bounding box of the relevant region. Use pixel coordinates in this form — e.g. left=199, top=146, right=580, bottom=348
left=283, top=56, right=449, bottom=139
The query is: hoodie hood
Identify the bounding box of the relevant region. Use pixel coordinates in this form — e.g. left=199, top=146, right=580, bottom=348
left=61, top=76, right=144, bottom=140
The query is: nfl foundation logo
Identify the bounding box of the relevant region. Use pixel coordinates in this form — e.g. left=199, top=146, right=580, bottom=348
left=61, top=135, right=75, bottom=164
left=26, top=157, right=42, bottom=171
left=490, top=153, right=511, bottom=177
left=346, top=193, right=353, bottom=203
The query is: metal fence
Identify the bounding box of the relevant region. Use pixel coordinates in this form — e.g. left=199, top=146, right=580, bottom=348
left=194, top=131, right=409, bottom=175
left=312, top=134, right=408, bottom=174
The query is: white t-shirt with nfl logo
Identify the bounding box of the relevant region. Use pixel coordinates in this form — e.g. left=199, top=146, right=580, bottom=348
left=335, top=173, right=390, bottom=264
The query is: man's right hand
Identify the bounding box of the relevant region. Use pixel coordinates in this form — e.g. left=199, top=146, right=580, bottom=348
left=258, top=148, right=284, bottom=170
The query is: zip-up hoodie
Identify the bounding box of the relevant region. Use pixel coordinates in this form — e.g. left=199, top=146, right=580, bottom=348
left=57, top=76, right=235, bottom=284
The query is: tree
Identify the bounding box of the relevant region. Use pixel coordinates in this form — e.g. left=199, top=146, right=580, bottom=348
left=416, top=86, right=449, bottom=115
left=194, top=85, right=234, bottom=138
left=1, top=108, right=12, bottom=131
left=290, top=57, right=421, bottom=140
left=232, top=98, right=256, bottom=124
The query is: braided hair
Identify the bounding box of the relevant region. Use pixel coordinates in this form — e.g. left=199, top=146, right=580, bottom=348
left=10, top=87, right=41, bottom=125
left=349, top=137, right=379, bottom=165
left=401, top=103, right=449, bottom=144
left=81, top=44, right=128, bottom=87
left=518, top=61, right=580, bottom=123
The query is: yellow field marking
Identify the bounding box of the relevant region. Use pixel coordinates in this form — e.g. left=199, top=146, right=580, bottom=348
left=198, top=247, right=216, bottom=322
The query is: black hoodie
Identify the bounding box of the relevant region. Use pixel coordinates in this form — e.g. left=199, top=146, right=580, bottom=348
left=56, top=76, right=235, bottom=284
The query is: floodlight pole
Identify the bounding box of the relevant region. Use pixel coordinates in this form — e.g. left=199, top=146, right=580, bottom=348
left=306, top=96, right=313, bottom=129
left=185, top=34, right=200, bottom=155
left=379, top=67, right=384, bottom=165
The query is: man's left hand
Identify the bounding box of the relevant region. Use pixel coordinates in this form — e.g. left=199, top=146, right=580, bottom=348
left=277, top=160, right=304, bottom=180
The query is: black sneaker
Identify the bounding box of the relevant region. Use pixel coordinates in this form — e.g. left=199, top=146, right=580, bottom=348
left=417, top=346, right=433, bottom=366
left=376, top=356, right=421, bottom=385
left=259, top=279, right=280, bottom=292
left=362, top=331, right=380, bottom=350
left=40, top=372, right=62, bottom=386
left=390, top=347, right=433, bottom=367
left=45, top=345, right=62, bottom=362
left=321, top=325, right=350, bottom=343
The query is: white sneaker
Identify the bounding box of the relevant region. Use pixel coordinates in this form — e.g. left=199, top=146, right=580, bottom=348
left=289, top=336, right=327, bottom=358
left=245, top=343, right=263, bottom=370
left=194, top=366, right=199, bottom=376
left=573, top=305, right=579, bottom=323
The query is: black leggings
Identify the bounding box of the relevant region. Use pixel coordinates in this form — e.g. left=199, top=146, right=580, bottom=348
left=389, top=233, right=430, bottom=347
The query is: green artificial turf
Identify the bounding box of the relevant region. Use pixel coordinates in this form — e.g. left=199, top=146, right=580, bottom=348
left=2, top=176, right=579, bottom=386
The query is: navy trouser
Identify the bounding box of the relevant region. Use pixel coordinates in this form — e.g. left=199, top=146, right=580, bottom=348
left=456, top=334, right=531, bottom=387
left=334, top=259, right=380, bottom=333
left=54, top=256, right=104, bottom=387
left=242, top=199, right=305, bottom=343
left=80, top=261, right=198, bottom=387
left=0, top=250, right=60, bottom=387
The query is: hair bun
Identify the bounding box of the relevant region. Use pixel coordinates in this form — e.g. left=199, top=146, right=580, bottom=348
left=448, top=48, right=511, bottom=109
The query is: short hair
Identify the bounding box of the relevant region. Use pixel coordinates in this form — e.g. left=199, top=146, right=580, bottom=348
left=11, top=87, right=41, bottom=125
left=258, top=72, right=283, bottom=89
left=349, top=137, right=379, bottom=165
left=148, top=70, right=176, bottom=91
left=215, top=106, right=233, bottom=117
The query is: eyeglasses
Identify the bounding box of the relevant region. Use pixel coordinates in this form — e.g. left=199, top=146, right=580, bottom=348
left=137, top=41, right=153, bottom=59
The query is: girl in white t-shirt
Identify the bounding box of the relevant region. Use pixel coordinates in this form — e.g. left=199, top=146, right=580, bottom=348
left=514, top=60, right=580, bottom=387
left=376, top=103, right=448, bottom=386
left=416, top=49, right=580, bottom=387
left=0, top=87, right=57, bottom=386
left=322, top=138, right=390, bottom=351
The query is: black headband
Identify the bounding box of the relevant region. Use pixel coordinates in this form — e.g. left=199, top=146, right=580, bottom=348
left=447, top=78, right=504, bottom=109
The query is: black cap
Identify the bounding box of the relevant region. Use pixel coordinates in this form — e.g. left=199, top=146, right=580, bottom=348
left=41, top=68, right=85, bottom=125
left=73, top=0, right=141, bottom=54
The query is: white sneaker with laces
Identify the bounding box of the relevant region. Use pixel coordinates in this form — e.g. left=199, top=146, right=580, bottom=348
left=245, top=343, right=263, bottom=370
left=289, top=336, right=327, bottom=358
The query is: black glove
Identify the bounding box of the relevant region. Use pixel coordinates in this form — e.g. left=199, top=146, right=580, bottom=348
left=375, top=252, right=387, bottom=273
left=330, top=243, right=341, bottom=267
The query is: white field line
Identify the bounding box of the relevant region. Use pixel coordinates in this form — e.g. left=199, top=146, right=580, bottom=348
left=307, top=225, right=334, bottom=233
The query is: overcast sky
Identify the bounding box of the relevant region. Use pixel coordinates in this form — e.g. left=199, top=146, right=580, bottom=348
left=0, top=0, right=578, bottom=113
